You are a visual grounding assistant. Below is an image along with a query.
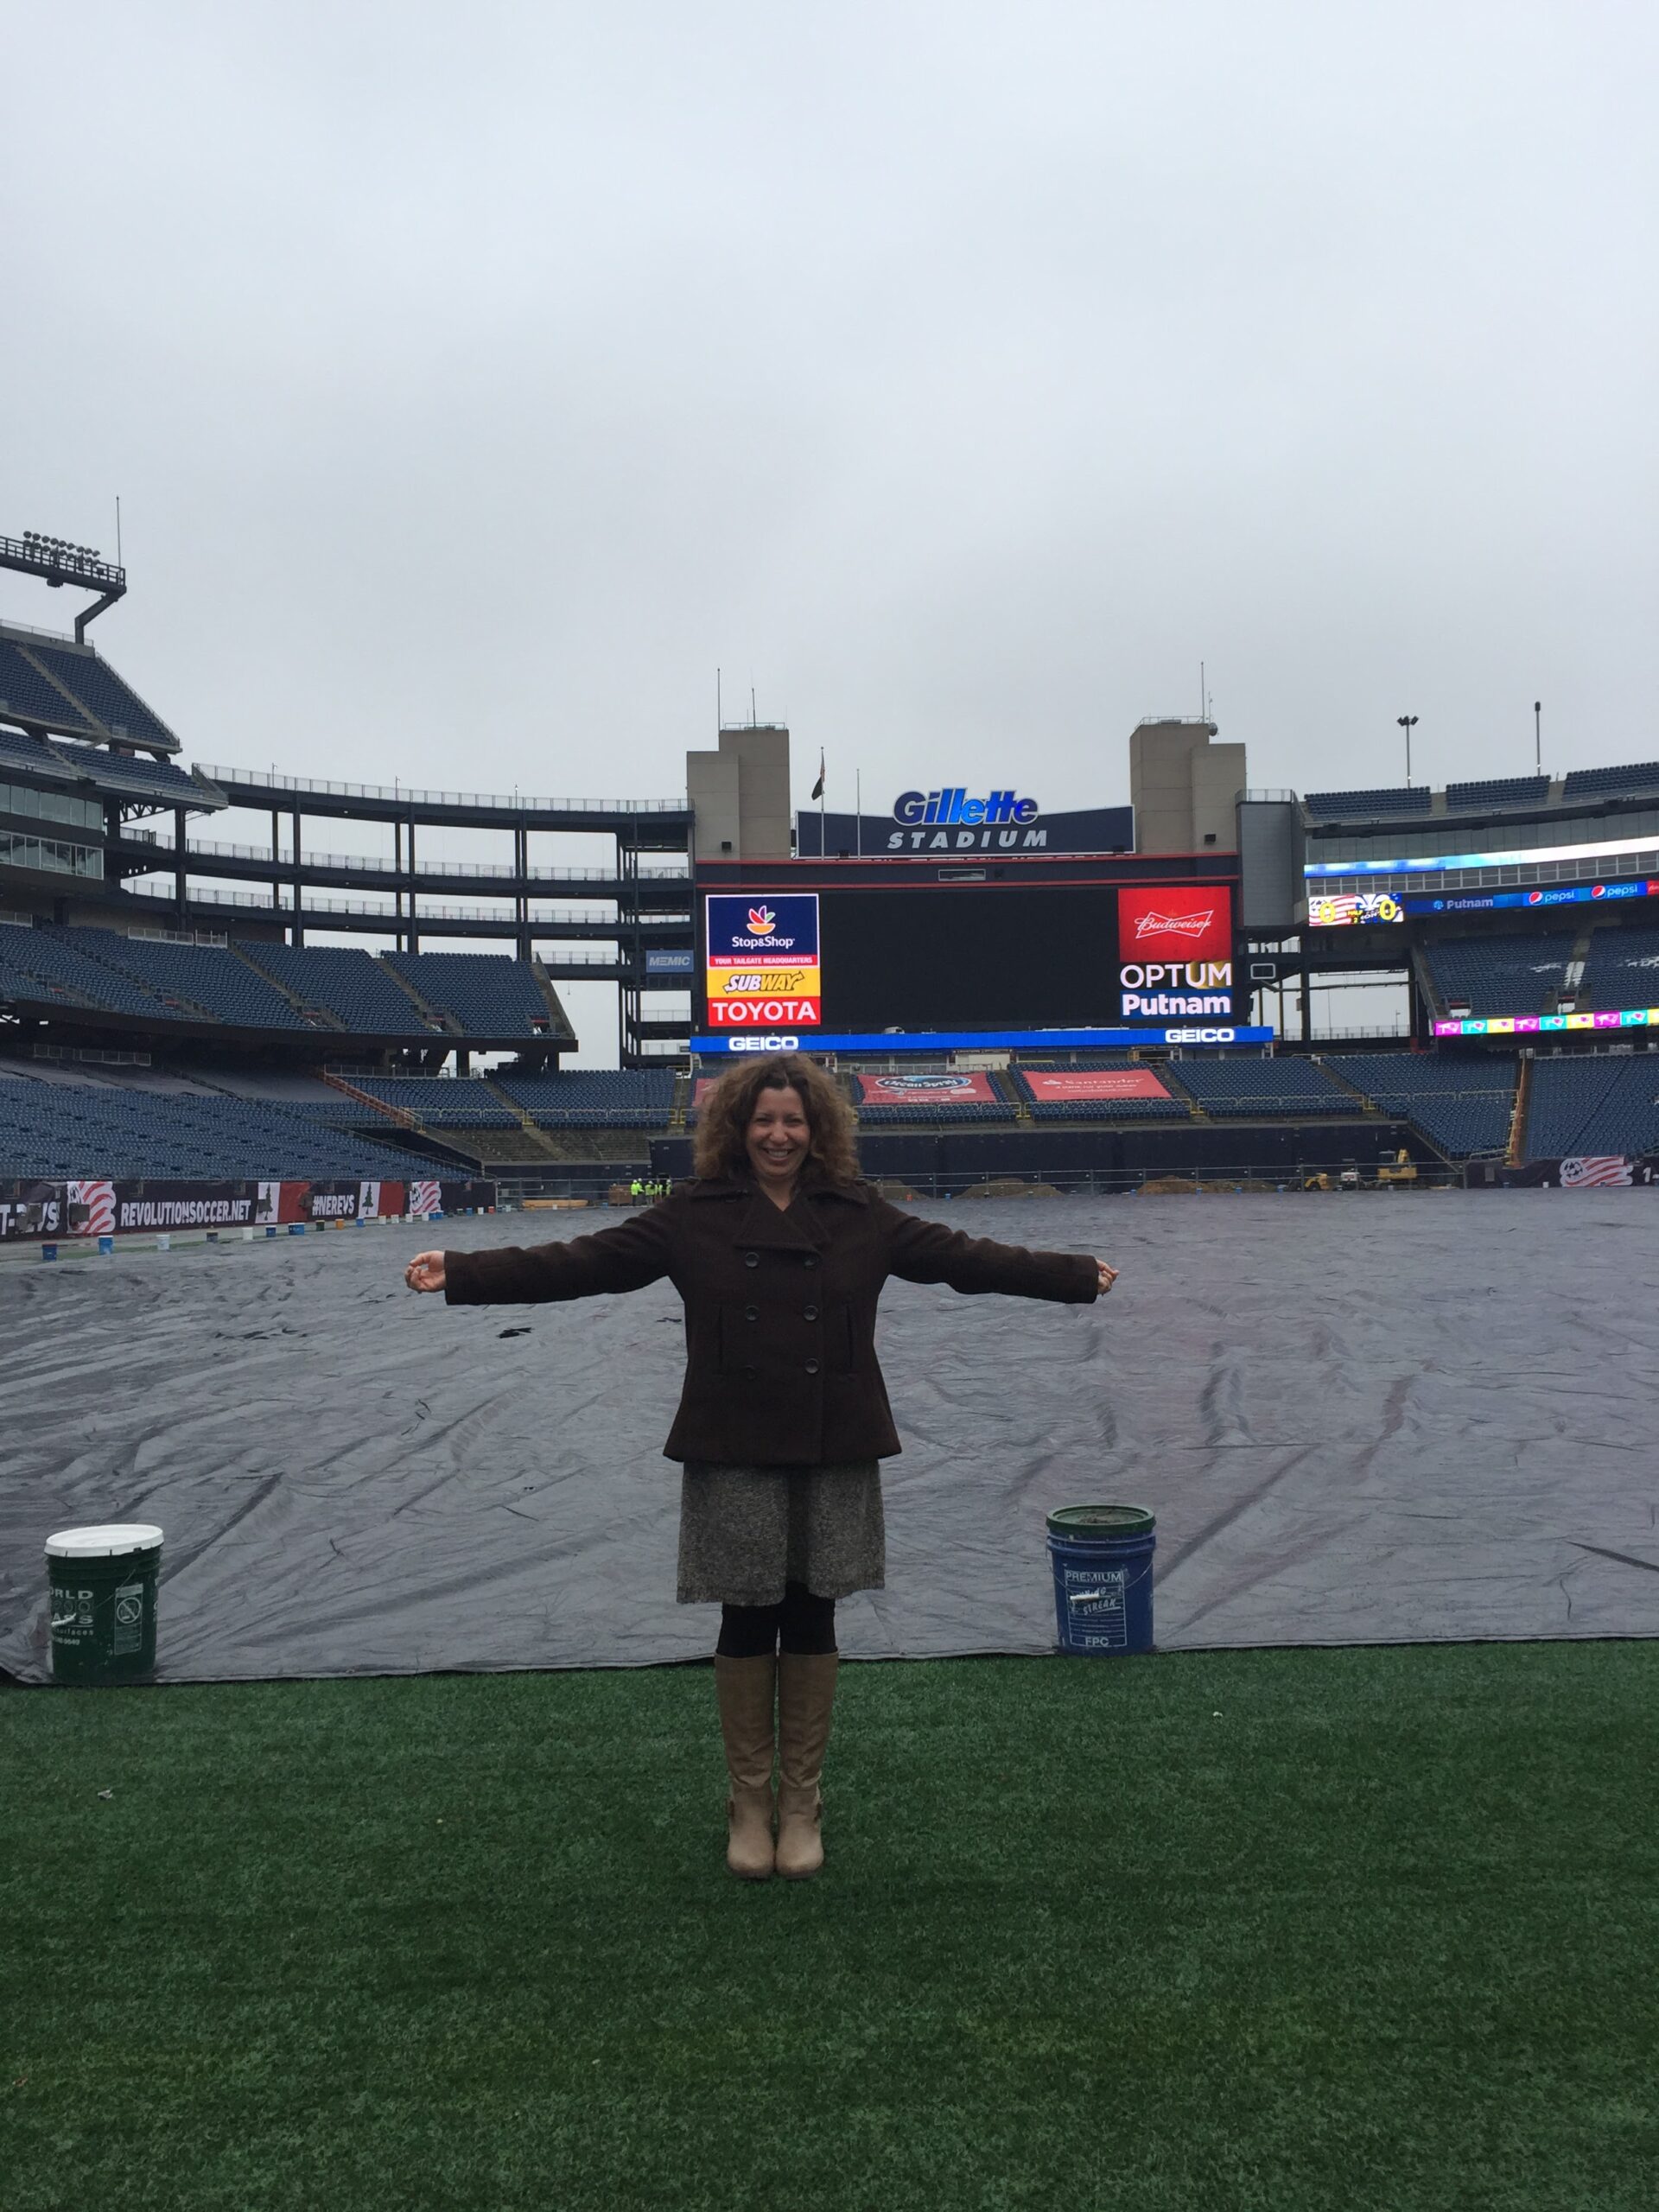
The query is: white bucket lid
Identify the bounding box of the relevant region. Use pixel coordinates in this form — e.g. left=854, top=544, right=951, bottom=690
left=45, top=1523, right=164, bottom=1560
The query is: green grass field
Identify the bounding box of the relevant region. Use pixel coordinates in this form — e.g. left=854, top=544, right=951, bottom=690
left=4, top=1642, right=1656, bottom=2212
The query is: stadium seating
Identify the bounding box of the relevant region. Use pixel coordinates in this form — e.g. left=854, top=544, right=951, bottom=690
left=0, top=640, right=99, bottom=734
left=0, top=926, right=173, bottom=1018
left=24, top=642, right=179, bottom=750
left=239, top=943, right=437, bottom=1033
left=0, top=727, right=82, bottom=779
left=0, top=1078, right=437, bottom=1180
left=54, top=928, right=316, bottom=1029
left=495, top=1070, right=675, bottom=1128
left=1575, top=926, right=1659, bottom=1012
left=1302, top=787, right=1426, bottom=822
left=1422, top=933, right=1576, bottom=1015
left=353, top=1078, right=519, bottom=1128
left=46, top=743, right=208, bottom=804
left=1444, top=776, right=1550, bottom=811
left=1560, top=762, right=1659, bottom=800
left=1166, top=1057, right=1356, bottom=1116
left=383, top=950, right=556, bottom=1036
left=1327, top=1052, right=1516, bottom=1157
left=1524, top=1054, right=1659, bottom=1160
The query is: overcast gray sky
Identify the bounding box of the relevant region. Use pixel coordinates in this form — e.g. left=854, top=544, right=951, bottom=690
left=3, top=1, right=1656, bottom=1051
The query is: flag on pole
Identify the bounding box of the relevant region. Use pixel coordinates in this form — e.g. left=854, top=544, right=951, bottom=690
left=810, top=750, right=825, bottom=802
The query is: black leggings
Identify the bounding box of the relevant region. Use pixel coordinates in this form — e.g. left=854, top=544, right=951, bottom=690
left=717, top=1579, right=837, bottom=1657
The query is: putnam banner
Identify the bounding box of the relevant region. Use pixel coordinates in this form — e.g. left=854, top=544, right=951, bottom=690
left=855, top=1071, right=997, bottom=1106
left=1115, top=885, right=1235, bottom=1021
left=1022, top=1069, right=1172, bottom=1102
left=704, top=893, right=822, bottom=1030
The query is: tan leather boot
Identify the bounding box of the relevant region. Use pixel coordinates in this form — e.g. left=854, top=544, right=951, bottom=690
left=775, top=1650, right=839, bottom=1879
left=713, top=1653, right=777, bottom=1879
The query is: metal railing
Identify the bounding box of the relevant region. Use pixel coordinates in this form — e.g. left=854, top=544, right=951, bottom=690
left=118, top=881, right=672, bottom=929
left=195, top=764, right=690, bottom=815
left=118, top=832, right=690, bottom=884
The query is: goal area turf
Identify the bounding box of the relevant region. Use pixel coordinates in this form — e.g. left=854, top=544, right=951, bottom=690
left=4, top=1639, right=1656, bottom=2212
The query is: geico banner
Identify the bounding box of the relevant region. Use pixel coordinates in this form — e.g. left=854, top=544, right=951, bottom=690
left=1115, top=885, right=1235, bottom=1020
left=705, top=893, right=823, bottom=1030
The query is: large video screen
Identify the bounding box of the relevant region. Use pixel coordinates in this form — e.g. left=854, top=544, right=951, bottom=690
left=700, top=881, right=1236, bottom=1032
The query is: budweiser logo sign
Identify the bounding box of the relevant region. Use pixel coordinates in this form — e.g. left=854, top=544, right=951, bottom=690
left=1132, top=907, right=1214, bottom=942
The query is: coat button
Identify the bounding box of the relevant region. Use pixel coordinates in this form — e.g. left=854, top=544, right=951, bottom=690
left=744, top=1251, right=760, bottom=1268
left=804, top=1359, right=820, bottom=1376
left=802, top=1255, right=818, bottom=1268
left=803, top=1305, right=819, bottom=1321
left=744, top=1306, right=759, bottom=1322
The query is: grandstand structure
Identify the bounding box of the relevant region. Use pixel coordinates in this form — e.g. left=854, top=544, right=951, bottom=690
left=5, top=526, right=1659, bottom=1199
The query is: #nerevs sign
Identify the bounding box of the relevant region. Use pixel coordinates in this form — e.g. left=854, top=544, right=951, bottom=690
left=1115, top=887, right=1236, bottom=1020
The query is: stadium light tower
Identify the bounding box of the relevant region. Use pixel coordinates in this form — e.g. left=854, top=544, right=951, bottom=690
left=1535, top=700, right=1542, bottom=772
left=0, top=527, right=128, bottom=640
left=1397, top=714, right=1419, bottom=783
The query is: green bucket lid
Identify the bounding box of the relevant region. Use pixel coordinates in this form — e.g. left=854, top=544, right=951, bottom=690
left=1046, top=1503, right=1155, bottom=1539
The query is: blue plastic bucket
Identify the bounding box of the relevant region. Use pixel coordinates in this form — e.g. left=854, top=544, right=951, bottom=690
left=1046, top=1504, right=1156, bottom=1656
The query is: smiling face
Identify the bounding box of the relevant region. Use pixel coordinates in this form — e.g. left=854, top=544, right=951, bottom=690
left=744, top=1082, right=811, bottom=1193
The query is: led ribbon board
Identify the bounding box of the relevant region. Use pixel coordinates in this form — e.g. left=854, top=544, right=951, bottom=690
left=703, top=893, right=822, bottom=1029
left=1433, top=1007, right=1659, bottom=1038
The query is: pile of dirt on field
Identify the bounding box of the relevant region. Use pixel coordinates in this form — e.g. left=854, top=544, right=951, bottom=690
left=1138, top=1175, right=1198, bottom=1194
left=958, top=1179, right=1061, bottom=1199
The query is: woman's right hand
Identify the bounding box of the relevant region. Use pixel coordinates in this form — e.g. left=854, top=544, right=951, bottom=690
left=405, top=1250, right=447, bottom=1294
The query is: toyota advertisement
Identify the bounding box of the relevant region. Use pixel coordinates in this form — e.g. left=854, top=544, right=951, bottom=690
left=703, top=894, right=822, bottom=1029
left=1115, top=886, right=1236, bottom=1021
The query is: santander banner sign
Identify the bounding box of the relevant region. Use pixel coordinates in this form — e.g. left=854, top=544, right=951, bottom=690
left=1116, top=887, right=1236, bottom=1020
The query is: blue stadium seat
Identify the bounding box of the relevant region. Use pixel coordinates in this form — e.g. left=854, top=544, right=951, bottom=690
left=1424, top=934, right=1575, bottom=1016
left=0, top=926, right=174, bottom=1018
left=0, top=1078, right=439, bottom=1180
left=54, top=927, right=315, bottom=1028
left=1302, top=787, right=1425, bottom=822
left=46, top=743, right=210, bottom=805
left=1576, top=926, right=1659, bottom=1013
left=1326, top=1053, right=1516, bottom=1157
left=26, top=642, right=179, bottom=750
left=1165, top=1057, right=1355, bottom=1116
left=0, top=640, right=100, bottom=734
left=1444, top=777, right=1550, bottom=811
left=1524, top=1054, right=1659, bottom=1160
left=495, top=1070, right=675, bottom=1128
left=239, top=944, right=438, bottom=1034
left=0, top=726, right=87, bottom=779
left=1560, top=762, right=1659, bottom=800
left=383, top=951, right=556, bottom=1037
left=354, top=1078, right=519, bottom=1128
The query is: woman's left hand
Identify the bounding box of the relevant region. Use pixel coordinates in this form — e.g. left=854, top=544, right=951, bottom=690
left=1096, top=1260, right=1118, bottom=1294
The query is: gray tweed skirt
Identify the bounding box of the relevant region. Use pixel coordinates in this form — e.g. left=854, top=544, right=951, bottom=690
left=676, top=1459, right=887, bottom=1606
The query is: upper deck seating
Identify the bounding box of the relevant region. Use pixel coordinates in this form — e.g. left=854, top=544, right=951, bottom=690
left=1524, top=1054, right=1659, bottom=1160
left=239, top=944, right=437, bottom=1033
left=57, top=928, right=315, bottom=1028
left=1164, top=1057, right=1355, bottom=1116
left=495, top=1070, right=675, bottom=1128
left=1326, top=1052, right=1516, bottom=1157
left=383, top=951, right=556, bottom=1036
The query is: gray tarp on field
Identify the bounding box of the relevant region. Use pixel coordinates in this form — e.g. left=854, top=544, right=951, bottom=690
left=1, top=1193, right=1655, bottom=1682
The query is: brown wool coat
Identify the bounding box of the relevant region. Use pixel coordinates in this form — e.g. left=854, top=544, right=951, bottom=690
left=444, top=1176, right=1099, bottom=1465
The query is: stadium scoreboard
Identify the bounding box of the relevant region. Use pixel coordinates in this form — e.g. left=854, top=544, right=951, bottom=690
left=696, top=858, right=1243, bottom=1041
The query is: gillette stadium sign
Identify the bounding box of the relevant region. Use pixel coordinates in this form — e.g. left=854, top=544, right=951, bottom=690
left=1116, top=887, right=1236, bottom=1020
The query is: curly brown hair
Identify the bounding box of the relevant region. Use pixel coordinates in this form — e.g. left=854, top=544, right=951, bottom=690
left=692, top=1053, right=861, bottom=1184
